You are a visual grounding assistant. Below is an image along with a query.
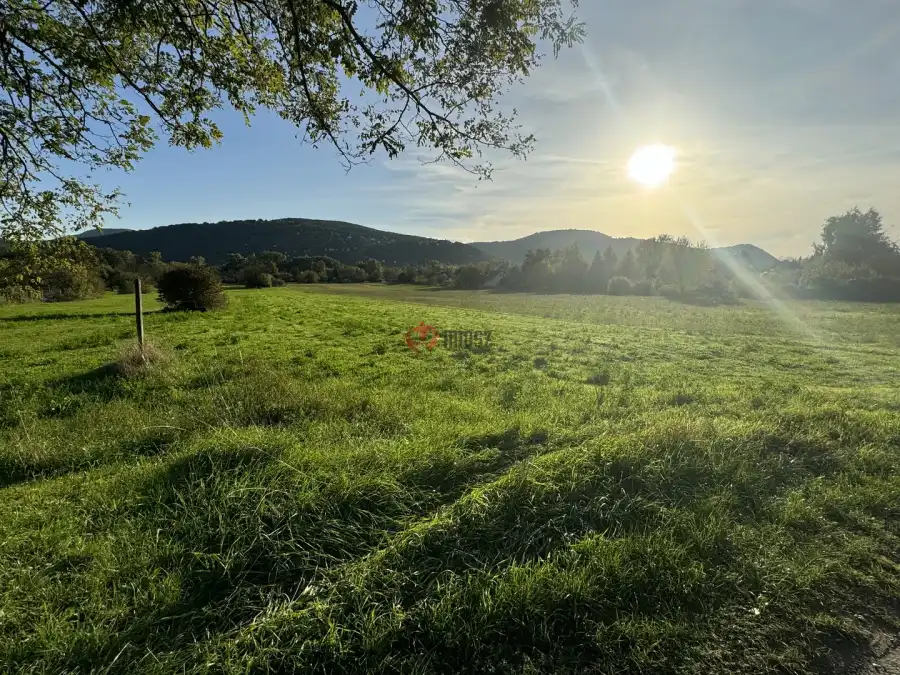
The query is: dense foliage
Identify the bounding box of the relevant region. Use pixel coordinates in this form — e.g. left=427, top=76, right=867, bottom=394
left=90, top=218, right=492, bottom=266
left=0, top=0, right=581, bottom=248
left=497, top=237, right=739, bottom=303
left=156, top=265, right=227, bottom=311
left=762, top=208, right=900, bottom=301
left=0, top=239, right=105, bottom=303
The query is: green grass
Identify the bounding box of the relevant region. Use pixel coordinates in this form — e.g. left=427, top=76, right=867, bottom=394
left=1, top=286, right=899, bottom=673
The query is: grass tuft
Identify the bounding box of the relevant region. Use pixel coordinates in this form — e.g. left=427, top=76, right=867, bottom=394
left=113, top=341, right=169, bottom=377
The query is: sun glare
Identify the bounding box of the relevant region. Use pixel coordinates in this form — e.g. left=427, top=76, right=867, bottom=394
left=627, top=144, right=676, bottom=188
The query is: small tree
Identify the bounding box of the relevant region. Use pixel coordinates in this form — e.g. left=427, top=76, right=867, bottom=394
left=157, top=265, right=226, bottom=311
left=298, top=270, right=319, bottom=283
left=243, top=267, right=274, bottom=288
left=455, top=264, right=488, bottom=290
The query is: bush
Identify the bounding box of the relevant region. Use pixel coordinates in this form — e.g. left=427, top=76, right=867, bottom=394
left=243, top=268, right=274, bottom=289
left=297, top=270, right=319, bottom=283
left=606, top=276, right=634, bottom=296
left=157, top=265, right=227, bottom=311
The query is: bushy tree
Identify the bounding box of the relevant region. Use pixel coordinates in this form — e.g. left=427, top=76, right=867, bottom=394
left=243, top=268, right=274, bottom=288
left=455, top=264, right=489, bottom=290
left=157, top=265, right=226, bottom=311
left=816, top=207, right=899, bottom=274
left=359, top=259, right=384, bottom=283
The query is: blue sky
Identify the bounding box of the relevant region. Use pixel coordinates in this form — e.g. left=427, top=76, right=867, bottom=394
left=102, top=0, right=900, bottom=257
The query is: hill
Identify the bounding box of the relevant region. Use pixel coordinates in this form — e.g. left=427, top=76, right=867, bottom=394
left=712, top=244, right=779, bottom=270
left=75, top=228, right=133, bottom=239
left=473, top=229, right=779, bottom=268
left=473, top=229, right=640, bottom=263
left=91, top=218, right=491, bottom=266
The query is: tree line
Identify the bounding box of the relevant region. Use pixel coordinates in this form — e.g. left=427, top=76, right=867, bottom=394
left=490, top=207, right=900, bottom=302
left=0, top=243, right=509, bottom=303
left=1, top=207, right=897, bottom=306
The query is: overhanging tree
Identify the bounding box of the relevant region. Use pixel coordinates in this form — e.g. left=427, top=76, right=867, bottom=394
left=0, top=0, right=583, bottom=246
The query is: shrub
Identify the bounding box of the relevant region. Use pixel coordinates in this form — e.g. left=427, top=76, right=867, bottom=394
left=606, top=276, right=634, bottom=296
left=297, top=270, right=319, bottom=283
left=272, top=276, right=286, bottom=287
left=157, top=265, right=227, bottom=311
left=243, top=268, right=274, bottom=288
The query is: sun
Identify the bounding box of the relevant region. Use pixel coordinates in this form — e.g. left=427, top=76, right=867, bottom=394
left=627, top=144, right=676, bottom=188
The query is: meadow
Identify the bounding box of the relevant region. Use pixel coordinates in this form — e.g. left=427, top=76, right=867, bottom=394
left=1, top=285, right=899, bottom=674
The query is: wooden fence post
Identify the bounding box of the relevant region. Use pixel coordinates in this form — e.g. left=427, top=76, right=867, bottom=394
left=135, top=277, right=144, bottom=351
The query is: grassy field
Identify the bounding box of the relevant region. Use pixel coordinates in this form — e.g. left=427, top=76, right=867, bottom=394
left=1, top=285, right=899, bottom=673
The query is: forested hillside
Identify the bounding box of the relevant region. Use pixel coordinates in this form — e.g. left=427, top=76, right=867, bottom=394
left=474, top=230, right=779, bottom=269
left=93, top=218, right=491, bottom=266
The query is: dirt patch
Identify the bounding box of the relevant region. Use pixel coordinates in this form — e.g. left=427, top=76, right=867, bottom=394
left=827, top=631, right=900, bottom=675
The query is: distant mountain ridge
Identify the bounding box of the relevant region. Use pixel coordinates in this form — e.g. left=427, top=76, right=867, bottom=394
left=472, top=229, right=779, bottom=269
left=82, top=220, right=779, bottom=270
left=89, top=218, right=491, bottom=266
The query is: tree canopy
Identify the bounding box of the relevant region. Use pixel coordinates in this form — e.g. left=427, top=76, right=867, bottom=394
left=0, top=0, right=583, bottom=245
left=815, top=207, right=899, bottom=274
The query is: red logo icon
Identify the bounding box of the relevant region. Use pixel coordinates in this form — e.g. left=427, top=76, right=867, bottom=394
left=404, top=322, right=440, bottom=353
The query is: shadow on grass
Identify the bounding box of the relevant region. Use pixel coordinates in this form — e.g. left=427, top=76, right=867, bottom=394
left=0, top=429, right=180, bottom=490
left=0, top=310, right=162, bottom=323
left=45, top=363, right=130, bottom=404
